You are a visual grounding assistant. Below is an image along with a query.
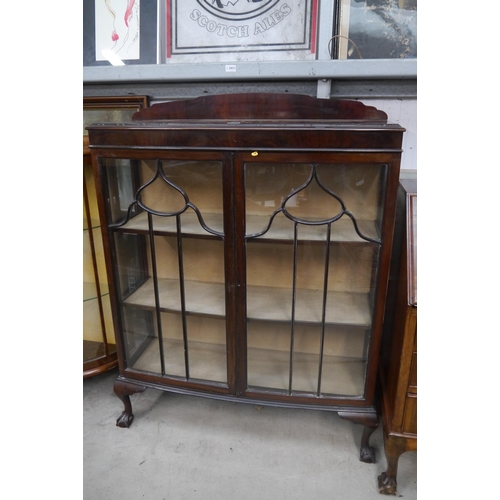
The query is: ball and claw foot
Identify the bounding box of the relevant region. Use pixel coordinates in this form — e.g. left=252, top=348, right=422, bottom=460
left=360, top=444, right=376, bottom=464
left=359, top=421, right=377, bottom=463
left=116, top=411, right=135, bottom=428
left=338, top=411, right=379, bottom=463
left=378, top=471, right=398, bottom=495
left=113, top=379, right=146, bottom=428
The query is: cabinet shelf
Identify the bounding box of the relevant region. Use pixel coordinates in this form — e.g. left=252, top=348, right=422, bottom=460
left=248, top=347, right=365, bottom=396
left=123, top=278, right=372, bottom=327
left=83, top=281, right=109, bottom=302
left=83, top=218, right=101, bottom=231
left=114, top=211, right=379, bottom=243
left=246, top=213, right=379, bottom=242
left=132, top=338, right=227, bottom=383
left=131, top=337, right=365, bottom=396
left=116, top=211, right=223, bottom=238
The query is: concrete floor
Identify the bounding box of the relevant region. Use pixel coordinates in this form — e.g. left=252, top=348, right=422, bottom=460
left=84, top=369, right=416, bottom=500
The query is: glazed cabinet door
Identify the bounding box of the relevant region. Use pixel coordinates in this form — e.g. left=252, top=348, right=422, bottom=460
left=98, top=153, right=233, bottom=390
left=238, top=154, right=391, bottom=401
left=83, top=152, right=116, bottom=373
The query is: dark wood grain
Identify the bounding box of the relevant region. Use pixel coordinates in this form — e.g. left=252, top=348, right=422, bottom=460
left=132, top=93, right=388, bottom=122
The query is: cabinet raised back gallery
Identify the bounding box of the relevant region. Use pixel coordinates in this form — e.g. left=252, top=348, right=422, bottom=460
left=87, top=93, right=405, bottom=462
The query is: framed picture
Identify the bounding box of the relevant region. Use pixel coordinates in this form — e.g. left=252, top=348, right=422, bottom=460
left=83, top=0, right=158, bottom=66
left=336, top=0, right=417, bottom=60
left=83, top=96, right=150, bottom=135
left=166, top=0, right=319, bottom=63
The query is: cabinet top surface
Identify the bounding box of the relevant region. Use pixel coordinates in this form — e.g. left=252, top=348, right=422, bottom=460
left=86, top=119, right=405, bottom=134
left=87, top=94, right=404, bottom=151
left=87, top=93, right=405, bottom=132
left=87, top=119, right=404, bottom=130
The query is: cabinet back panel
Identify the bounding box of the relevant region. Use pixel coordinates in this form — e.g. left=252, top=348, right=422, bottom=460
left=83, top=294, right=115, bottom=345
left=131, top=338, right=227, bottom=383
left=158, top=312, right=227, bottom=345
left=148, top=237, right=225, bottom=284
left=139, top=159, right=224, bottom=215
left=247, top=322, right=366, bottom=358
left=84, top=162, right=100, bottom=223
left=246, top=241, right=376, bottom=293
left=245, top=163, right=386, bottom=222
left=83, top=226, right=107, bottom=285
left=247, top=348, right=365, bottom=396
left=129, top=313, right=228, bottom=383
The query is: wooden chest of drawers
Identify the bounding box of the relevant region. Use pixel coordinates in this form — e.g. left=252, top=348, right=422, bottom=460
left=378, top=177, right=417, bottom=494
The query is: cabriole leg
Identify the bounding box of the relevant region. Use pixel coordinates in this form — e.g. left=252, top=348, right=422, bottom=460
left=377, top=436, right=406, bottom=495
left=338, top=411, right=379, bottom=463
left=113, top=379, right=146, bottom=428
left=360, top=423, right=378, bottom=463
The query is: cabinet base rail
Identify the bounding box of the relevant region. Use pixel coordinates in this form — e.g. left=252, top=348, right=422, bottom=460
left=113, top=375, right=379, bottom=462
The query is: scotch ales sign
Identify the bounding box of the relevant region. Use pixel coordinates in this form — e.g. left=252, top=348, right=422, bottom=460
left=168, top=0, right=318, bottom=62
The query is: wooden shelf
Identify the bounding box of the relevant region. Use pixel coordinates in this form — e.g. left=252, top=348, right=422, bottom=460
left=83, top=281, right=109, bottom=302
left=131, top=338, right=365, bottom=396
left=123, top=278, right=372, bottom=327
left=248, top=347, right=365, bottom=396
left=83, top=218, right=101, bottom=231
left=83, top=340, right=116, bottom=363
left=246, top=212, right=379, bottom=242
left=132, top=339, right=227, bottom=383
left=124, top=279, right=226, bottom=317
left=117, top=211, right=223, bottom=237
left=115, top=210, right=378, bottom=242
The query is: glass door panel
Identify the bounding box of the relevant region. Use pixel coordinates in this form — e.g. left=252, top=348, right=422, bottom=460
left=83, top=161, right=116, bottom=369
left=102, top=158, right=227, bottom=384
left=244, top=162, right=386, bottom=397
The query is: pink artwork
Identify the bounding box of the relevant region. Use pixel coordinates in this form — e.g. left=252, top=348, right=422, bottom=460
left=96, top=0, right=140, bottom=61
left=124, top=0, right=136, bottom=28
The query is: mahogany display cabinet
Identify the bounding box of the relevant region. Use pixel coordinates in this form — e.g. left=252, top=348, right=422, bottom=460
left=83, top=96, right=149, bottom=378
left=83, top=133, right=116, bottom=377
left=87, top=93, right=405, bottom=462
left=378, top=177, right=417, bottom=493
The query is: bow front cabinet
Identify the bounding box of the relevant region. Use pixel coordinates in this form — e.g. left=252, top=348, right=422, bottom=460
left=87, top=93, right=405, bottom=462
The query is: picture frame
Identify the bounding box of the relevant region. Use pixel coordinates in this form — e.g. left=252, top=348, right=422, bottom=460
left=166, top=0, right=319, bottom=63
left=83, top=0, right=158, bottom=66
left=83, top=95, right=150, bottom=135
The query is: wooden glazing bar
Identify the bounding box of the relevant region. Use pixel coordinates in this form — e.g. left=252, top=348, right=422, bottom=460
left=223, top=152, right=237, bottom=393
left=148, top=212, right=166, bottom=375
left=176, top=213, right=190, bottom=380
left=317, top=223, right=332, bottom=396
left=288, top=222, right=299, bottom=395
